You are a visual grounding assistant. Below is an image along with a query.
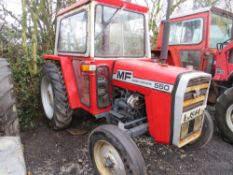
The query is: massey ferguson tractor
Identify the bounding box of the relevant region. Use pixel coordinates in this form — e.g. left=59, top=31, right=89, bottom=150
left=153, top=6, right=233, bottom=144
left=41, top=0, right=213, bottom=174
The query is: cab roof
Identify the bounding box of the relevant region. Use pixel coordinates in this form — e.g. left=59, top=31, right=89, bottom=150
left=171, top=6, right=233, bottom=20
left=57, top=0, right=148, bottom=16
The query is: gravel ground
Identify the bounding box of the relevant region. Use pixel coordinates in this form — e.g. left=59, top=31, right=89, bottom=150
left=21, top=113, right=233, bottom=175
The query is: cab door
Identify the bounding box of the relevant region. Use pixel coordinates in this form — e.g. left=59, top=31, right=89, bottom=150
left=55, top=5, right=93, bottom=109
left=168, top=13, right=209, bottom=71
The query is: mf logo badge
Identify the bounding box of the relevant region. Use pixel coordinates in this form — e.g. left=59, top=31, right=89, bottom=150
left=117, top=70, right=133, bottom=81
left=112, top=69, right=174, bottom=93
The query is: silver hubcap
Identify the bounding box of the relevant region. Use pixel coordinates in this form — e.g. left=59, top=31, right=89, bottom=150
left=94, top=140, right=126, bottom=175
left=41, top=76, right=54, bottom=120
left=226, top=104, right=233, bottom=132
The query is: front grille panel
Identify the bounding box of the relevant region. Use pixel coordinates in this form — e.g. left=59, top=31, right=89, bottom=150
left=180, top=115, right=203, bottom=141
left=183, top=77, right=210, bottom=112
left=173, top=72, right=211, bottom=148
left=187, top=77, right=210, bottom=87
left=179, top=76, right=210, bottom=144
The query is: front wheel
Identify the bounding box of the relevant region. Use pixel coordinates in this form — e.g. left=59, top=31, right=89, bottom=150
left=215, top=87, right=233, bottom=143
left=185, top=110, right=214, bottom=150
left=88, top=125, right=146, bottom=175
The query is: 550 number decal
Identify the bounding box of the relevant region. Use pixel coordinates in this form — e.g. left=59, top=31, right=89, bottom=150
left=113, top=70, right=174, bottom=93
left=154, top=82, right=171, bottom=92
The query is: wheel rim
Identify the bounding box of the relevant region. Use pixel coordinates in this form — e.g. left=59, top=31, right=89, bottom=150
left=94, top=140, right=126, bottom=175
left=226, top=104, right=233, bottom=132
left=41, top=76, right=54, bottom=120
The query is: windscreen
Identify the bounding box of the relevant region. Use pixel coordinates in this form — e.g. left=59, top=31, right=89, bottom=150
left=210, top=13, right=233, bottom=48
left=95, top=5, right=145, bottom=57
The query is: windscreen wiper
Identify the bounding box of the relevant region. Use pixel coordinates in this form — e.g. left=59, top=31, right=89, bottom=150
left=95, top=5, right=126, bottom=40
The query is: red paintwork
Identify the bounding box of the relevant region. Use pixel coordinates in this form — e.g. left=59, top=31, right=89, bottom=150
left=44, top=0, right=192, bottom=145
left=44, top=52, right=190, bottom=144
left=112, top=60, right=190, bottom=144
left=155, top=11, right=209, bottom=70
left=44, top=54, right=81, bottom=108
left=214, top=41, right=233, bottom=81
left=154, top=7, right=233, bottom=83
left=44, top=54, right=111, bottom=115
left=57, top=0, right=148, bottom=16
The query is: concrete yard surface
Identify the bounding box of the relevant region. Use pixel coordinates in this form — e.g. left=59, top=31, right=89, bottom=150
left=0, top=137, right=26, bottom=175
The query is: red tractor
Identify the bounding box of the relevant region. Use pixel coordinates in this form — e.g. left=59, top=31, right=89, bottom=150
left=41, top=0, right=213, bottom=174
left=154, top=6, right=233, bottom=143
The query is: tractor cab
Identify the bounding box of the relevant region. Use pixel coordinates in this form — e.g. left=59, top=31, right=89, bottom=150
left=154, top=6, right=233, bottom=75
left=44, top=0, right=150, bottom=116
left=54, top=0, right=150, bottom=58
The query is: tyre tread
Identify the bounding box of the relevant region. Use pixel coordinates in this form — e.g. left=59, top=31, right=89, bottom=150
left=215, top=87, right=233, bottom=143
left=0, top=58, right=19, bottom=136
left=41, top=62, right=73, bottom=130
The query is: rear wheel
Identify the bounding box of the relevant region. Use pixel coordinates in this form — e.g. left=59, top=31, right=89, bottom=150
left=215, top=87, right=233, bottom=143
left=88, top=125, right=146, bottom=175
left=40, top=63, right=73, bottom=130
left=0, top=58, right=19, bottom=136
left=185, top=111, right=214, bottom=150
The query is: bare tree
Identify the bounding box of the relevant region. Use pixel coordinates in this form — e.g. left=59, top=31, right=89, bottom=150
left=192, top=0, right=220, bottom=10
left=144, top=0, right=188, bottom=47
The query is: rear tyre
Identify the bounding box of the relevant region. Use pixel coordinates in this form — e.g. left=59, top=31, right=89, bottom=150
left=184, top=111, right=214, bottom=150
left=215, top=87, right=233, bottom=143
left=88, top=125, right=146, bottom=175
left=40, top=63, right=73, bottom=130
left=0, top=58, right=19, bottom=136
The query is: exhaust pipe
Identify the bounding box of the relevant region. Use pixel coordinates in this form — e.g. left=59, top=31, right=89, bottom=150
left=160, top=0, right=171, bottom=64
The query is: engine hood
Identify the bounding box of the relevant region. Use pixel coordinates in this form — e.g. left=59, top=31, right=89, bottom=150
left=112, top=59, right=192, bottom=93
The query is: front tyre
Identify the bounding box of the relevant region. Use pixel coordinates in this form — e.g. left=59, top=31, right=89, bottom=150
left=185, top=111, right=214, bottom=150
left=88, top=125, right=146, bottom=175
left=40, top=63, right=73, bottom=130
left=215, top=87, right=233, bottom=143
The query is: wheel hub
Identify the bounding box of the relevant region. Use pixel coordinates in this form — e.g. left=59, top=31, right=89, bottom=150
left=104, top=156, right=115, bottom=169
left=41, top=76, right=54, bottom=120
left=94, top=140, right=126, bottom=175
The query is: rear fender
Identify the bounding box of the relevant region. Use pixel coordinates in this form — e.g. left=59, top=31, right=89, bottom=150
left=43, top=54, right=81, bottom=109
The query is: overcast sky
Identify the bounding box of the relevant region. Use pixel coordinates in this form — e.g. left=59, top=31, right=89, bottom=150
left=1, top=0, right=232, bottom=24
left=2, top=0, right=21, bottom=15
left=1, top=0, right=192, bottom=22
left=2, top=0, right=193, bottom=16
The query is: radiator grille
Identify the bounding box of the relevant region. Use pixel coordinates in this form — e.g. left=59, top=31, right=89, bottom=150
left=183, top=77, right=209, bottom=112
left=179, top=77, right=210, bottom=146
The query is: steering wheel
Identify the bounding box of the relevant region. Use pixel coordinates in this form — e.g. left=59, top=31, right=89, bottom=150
left=217, top=38, right=232, bottom=51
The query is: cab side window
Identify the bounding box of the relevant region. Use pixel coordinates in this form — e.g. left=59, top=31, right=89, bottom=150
left=169, top=19, right=203, bottom=45
left=58, top=11, right=87, bottom=53
left=181, top=20, right=202, bottom=44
